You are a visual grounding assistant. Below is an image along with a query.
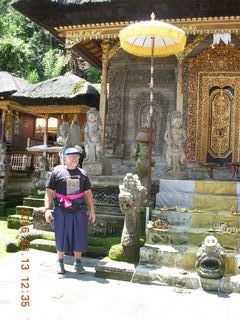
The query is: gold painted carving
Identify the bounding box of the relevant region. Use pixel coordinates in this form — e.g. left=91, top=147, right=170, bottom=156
left=56, top=16, right=240, bottom=45
left=177, top=34, right=208, bottom=61
left=14, top=111, right=19, bottom=135
left=5, top=110, right=12, bottom=141
left=186, top=44, right=240, bottom=163
left=29, top=105, right=89, bottom=114
left=65, top=29, right=104, bottom=48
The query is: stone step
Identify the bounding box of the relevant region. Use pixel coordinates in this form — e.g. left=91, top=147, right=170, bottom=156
left=7, top=214, right=33, bottom=229
left=132, top=264, right=240, bottom=293
left=152, top=209, right=240, bottom=228
left=23, top=197, right=44, bottom=207
left=29, top=239, right=110, bottom=258
left=157, top=192, right=240, bottom=211
left=139, top=244, right=240, bottom=275
left=156, top=179, right=240, bottom=211
left=16, top=206, right=35, bottom=216
left=147, top=225, right=240, bottom=249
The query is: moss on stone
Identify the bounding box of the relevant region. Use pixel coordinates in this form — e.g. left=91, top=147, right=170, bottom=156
left=109, top=243, right=124, bottom=261
left=5, top=240, right=21, bottom=252
left=7, top=215, right=33, bottom=229
left=42, top=233, right=55, bottom=241
left=84, top=245, right=109, bottom=258
left=30, top=239, right=56, bottom=253
left=88, top=235, right=120, bottom=249
left=15, top=206, right=34, bottom=216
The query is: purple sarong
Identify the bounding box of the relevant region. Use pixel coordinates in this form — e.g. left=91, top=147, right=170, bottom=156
left=53, top=206, right=88, bottom=252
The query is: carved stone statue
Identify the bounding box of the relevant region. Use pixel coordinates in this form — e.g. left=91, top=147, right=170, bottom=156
left=84, top=107, right=102, bottom=162
left=31, top=155, right=51, bottom=195
left=196, top=235, right=225, bottom=279
left=117, top=173, right=147, bottom=260
left=164, top=111, right=187, bottom=173
left=131, top=128, right=155, bottom=185
left=58, top=120, right=81, bottom=164
left=0, top=142, right=10, bottom=200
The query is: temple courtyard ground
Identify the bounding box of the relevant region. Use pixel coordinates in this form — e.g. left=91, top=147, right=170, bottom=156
left=0, top=249, right=239, bottom=320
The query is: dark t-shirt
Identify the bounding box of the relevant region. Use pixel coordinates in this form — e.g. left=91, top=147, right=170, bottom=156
left=46, top=165, right=91, bottom=194
left=46, top=166, right=91, bottom=207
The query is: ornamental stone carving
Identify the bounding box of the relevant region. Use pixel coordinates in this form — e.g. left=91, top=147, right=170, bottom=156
left=84, top=107, right=102, bottom=162
left=58, top=120, right=82, bottom=165
left=196, top=235, right=225, bottom=279
left=164, top=111, right=187, bottom=173
left=107, top=67, right=126, bottom=158
left=31, top=155, right=51, bottom=196
left=0, top=143, right=10, bottom=200
left=135, top=92, right=169, bottom=154
left=115, top=173, right=147, bottom=261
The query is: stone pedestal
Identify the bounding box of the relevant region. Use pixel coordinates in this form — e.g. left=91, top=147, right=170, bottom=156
left=33, top=207, right=53, bottom=232
left=82, top=161, right=103, bottom=175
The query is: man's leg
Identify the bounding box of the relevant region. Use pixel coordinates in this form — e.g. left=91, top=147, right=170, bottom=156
left=56, top=251, right=65, bottom=274
left=74, top=251, right=86, bottom=274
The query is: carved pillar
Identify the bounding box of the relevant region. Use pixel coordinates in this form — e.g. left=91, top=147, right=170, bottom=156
left=1, top=110, right=6, bottom=142
left=176, top=56, right=184, bottom=114
left=14, top=111, right=20, bottom=135
left=43, top=116, right=48, bottom=146
left=100, top=40, right=110, bottom=153
left=5, top=110, right=12, bottom=142
left=57, top=115, right=62, bottom=138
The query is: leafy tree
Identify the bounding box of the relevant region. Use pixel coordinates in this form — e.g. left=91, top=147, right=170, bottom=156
left=86, top=65, right=102, bottom=83
left=0, top=1, right=101, bottom=83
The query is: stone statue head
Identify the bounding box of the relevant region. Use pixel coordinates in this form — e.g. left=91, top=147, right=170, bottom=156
left=59, top=121, right=69, bottom=135
left=171, top=111, right=182, bottom=128
left=87, top=107, right=98, bottom=123
left=37, top=155, right=49, bottom=171
left=204, top=235, right=218, bottom=253
left=123, top=173, right=138, bottom=191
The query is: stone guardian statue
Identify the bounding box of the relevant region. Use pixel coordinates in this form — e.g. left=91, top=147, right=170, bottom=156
left=164, top=111, right=187, bottom=177
left=83, top=108, right=103, bottom=175
left=109, top=173, right=147, bottom=261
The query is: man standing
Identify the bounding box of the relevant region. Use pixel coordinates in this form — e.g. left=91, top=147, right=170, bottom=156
left=45, top=147, right=96, bottom=274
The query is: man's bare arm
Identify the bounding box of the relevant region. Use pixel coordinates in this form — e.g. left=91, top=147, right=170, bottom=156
left=44, top=188, right=55, bottom=222
left=85, top=189, right=96, bottom=223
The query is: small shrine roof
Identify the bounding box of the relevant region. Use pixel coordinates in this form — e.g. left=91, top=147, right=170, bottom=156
left=12, top=72, right=100, bottom=108
left=0, top=71, right=29, bottom=97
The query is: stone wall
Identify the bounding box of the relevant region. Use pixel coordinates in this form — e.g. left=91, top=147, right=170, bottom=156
left=105, top=49, right=177, bottom=177
left=0, top=143, right=32, bottom=214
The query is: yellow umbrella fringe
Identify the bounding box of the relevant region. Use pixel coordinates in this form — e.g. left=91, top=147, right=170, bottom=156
left=120, top=40, right=185, bottom=57
left=119, top=24, right=186, bottom=40
left=119, top=23, right=186, bottom=57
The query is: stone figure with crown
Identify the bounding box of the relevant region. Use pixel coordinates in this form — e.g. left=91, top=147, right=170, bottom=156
left=58, top=120, right=83, bottom=165
left=82, top=107, right=103, bottom=175
left=164, top=110, right=187, bottom=178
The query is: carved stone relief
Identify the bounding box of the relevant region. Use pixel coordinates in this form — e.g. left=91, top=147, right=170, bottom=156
left=134, top=92, right=169, bottom=154
left=105, top=69, right=127, bottom=157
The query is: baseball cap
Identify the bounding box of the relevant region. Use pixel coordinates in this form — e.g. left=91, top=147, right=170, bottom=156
left=64, top=147, right=81, bottom=155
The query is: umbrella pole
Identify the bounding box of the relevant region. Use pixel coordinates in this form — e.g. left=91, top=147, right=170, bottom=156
left=146, top=36, right=155, bottom=230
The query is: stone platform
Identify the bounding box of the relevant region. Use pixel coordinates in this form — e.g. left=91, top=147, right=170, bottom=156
left=136, top=179, right=240, bottom=292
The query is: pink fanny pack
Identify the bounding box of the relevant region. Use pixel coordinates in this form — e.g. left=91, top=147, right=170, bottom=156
left=56, top=192, right=85, bottom=208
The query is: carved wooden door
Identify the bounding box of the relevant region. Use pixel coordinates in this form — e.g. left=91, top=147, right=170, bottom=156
left=206, top=86, right=234, bottom=163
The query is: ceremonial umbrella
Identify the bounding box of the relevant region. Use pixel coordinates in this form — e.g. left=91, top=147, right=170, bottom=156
left=119, top=13, right=186, bottom=227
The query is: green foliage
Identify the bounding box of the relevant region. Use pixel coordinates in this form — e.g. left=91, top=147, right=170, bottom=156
left=0, top=1, right=101, bottom=84
left=26, top=69, right=39, bottom=84
left=42, top=49, right=67, bottom=79
left=86, top=65, right=102, bottom=83
left=0, top=2, right=66, bottom=82
left=0, top=217, right=19, bottom=258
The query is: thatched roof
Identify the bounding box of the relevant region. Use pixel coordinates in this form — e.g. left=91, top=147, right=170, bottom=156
left=12, top=0, right=240, bottom=26
left=0, top=71, right=29, bottom=97
left=12, top=72, right=100, bottom=108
